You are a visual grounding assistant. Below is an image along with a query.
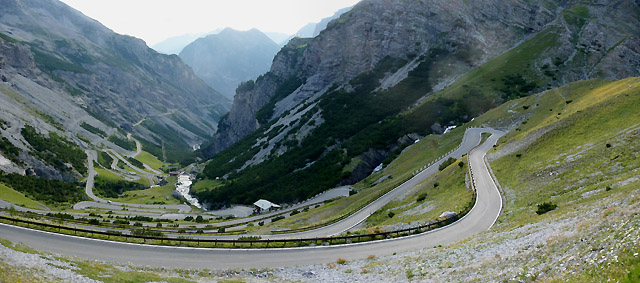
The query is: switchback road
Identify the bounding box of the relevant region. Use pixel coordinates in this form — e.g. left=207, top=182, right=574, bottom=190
left=0, top=128, right=505, bottom=268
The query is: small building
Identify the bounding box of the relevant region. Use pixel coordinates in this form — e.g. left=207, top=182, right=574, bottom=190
left=253, top=199, right=281, bottom=214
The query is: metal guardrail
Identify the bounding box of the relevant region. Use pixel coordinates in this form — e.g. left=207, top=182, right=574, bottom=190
left=272, top=126, right=480, bottom=234
left=0, top=127, right=485, bottom=248
left=0, top=196, right=474, bottom=248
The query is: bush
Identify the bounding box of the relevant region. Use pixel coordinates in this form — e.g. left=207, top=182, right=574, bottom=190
left=108, top=135, right=136, bottom=151
left=439, top=157, right=457, bottom=171
left=458, top=161, right=465, bottom=168
left=417, top=193, right=427, bottom=202
left=127, top=157, right=143, bottom=168
left=113, top=219, right=130, bottom=225
left=217, top=227, right=226, bottom=233
left=536, top=202, right=557, bottom=215
left=271, top=215, right=285, bottom=222
left=388, top=211, right=395, bottom=218
left=80, top=122, right=106, bottom=137
left=195, top=215, right=205, bottom=223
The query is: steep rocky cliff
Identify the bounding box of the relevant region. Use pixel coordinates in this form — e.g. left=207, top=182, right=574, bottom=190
left=199, top=0, right=640, bottom=206
left=179, top=28, right=280, bottom=99
left=0, top=0, right=230, bottom=179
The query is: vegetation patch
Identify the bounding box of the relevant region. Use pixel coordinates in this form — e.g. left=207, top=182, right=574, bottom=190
left=107, top=135, right=136, bottom=151
left=21, top=125, right=87, bottom=174
left=0, top=183, right=46, bottom=210
left=0, top=172, right=83, bottom=205
left=94, top=176, right=146, bottom=198
left=535, top=202, right=557, bottom=215
left=80, top=122, right=106, bottom=138
left=0, top=137, right=23, bottom=165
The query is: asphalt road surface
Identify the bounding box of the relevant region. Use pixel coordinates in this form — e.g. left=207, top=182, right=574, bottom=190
left=0, top=128, right=505, bottom=269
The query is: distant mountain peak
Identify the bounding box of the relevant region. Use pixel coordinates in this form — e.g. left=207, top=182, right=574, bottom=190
left=179, top=28, right=280, bottom=99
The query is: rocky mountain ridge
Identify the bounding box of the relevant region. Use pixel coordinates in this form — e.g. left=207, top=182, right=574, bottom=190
left=198, top=0, right=640, bottom=206
left=0, top=0, right=231, bottom=179
left=179, top=28, right=281, bottom=99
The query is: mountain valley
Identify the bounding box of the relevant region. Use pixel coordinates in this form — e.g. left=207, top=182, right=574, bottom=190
left=0, top=0, right=639, bottom=282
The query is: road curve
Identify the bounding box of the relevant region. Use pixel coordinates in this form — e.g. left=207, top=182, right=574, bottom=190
left=254, top=127, right=496, bottom=239
left=0, top=128, right=505, bottom=269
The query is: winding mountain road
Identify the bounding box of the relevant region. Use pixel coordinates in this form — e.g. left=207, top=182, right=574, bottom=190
left=0, top=128, right=505, bottom=268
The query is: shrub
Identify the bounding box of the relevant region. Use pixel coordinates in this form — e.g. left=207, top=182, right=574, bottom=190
left=217, top=227, right=226, bottom=233
left=536, top=202, right=557, bottom=215
left=388, top=211, right=395, bottom=218
left=195, top=215, right=205, bottom=223
left=417, top=193, right=427, bottom=202
left=433, top=182, right=439, bottom=188
left=271, top=215, right=285, bottom=222
left=184, top=216, right=194, bottom=221
left=336, top=258, right=348, bottom=265
left=439, top=157, right=457, bottom=171
left=108, top=135, right=136, bottom=151
left=458, top=161, right=465, bottom=168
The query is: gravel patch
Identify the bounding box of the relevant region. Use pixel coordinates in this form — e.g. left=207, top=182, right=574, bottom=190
left=0, top=243, right=98, bottom=282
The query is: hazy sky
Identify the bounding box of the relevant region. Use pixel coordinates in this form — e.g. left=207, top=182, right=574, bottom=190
left=59, top=0, right=361, bottom=45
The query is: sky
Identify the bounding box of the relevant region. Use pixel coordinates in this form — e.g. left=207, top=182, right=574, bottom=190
left=59, top=0, right=362, bottom=46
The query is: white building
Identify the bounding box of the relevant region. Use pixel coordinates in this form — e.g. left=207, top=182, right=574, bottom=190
left=253, top=199, right=280, bottom=213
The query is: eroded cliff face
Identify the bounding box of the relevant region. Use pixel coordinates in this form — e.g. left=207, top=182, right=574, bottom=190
left=0, top=0, right=231, bottom=154
left=207, top=0, right=640, bottom=160
left=204, top=0, right=556, bottom=156
left=0, top=0, right=233, bottom=180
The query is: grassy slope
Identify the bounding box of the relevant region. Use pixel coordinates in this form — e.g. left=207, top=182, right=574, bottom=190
left=134, top=151, right=163, bottom=171
left=477, top=77, right=640, bottom=281
left=264, top=127, right=467, bottom=231
left=106, top=176, right=179, bottom=205
left=490, top=77, right=640, bottom=230
left=365, top=156, right=471, bottom=229
left=95, top=167, right=177, bottom=205
left=0, top=183, right=46, bottom=210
